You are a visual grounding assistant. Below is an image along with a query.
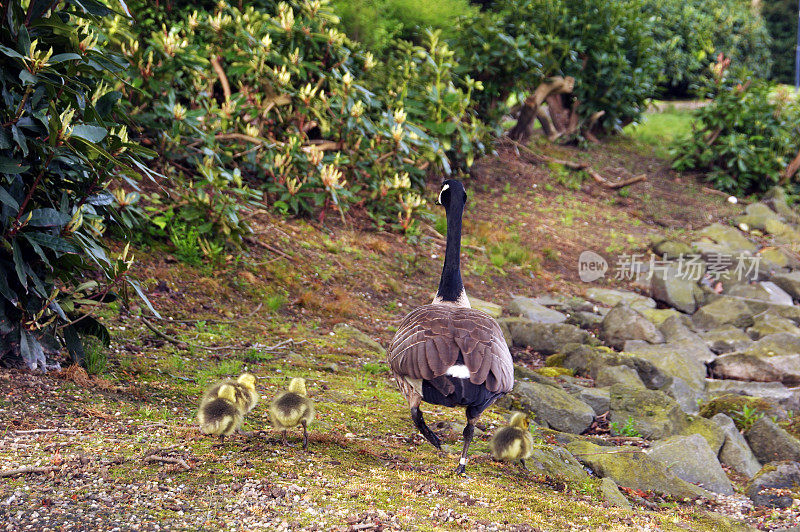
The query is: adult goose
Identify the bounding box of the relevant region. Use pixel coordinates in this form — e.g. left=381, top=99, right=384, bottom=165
left=388, top=179, right=514, bottom=475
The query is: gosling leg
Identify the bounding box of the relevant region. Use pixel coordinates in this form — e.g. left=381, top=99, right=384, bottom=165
left=301, top=420, right=308, bottom=451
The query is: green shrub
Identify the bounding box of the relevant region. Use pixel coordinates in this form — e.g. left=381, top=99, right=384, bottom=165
left=331, top=0, right=476, bottom=53
left=0, top=0, right=157, bottom=370
left=645, top=0, right=772, bottom=97
left=671, top=63, right=800, bottom=195
left=763, top=0, right=796, bottom=84
left=454, top=0, right=659, bottom=134
left=110, top=1, right=483, bottom=233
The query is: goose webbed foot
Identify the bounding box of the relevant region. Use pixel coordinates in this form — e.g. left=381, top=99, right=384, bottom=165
left=411, top=407, right=441, bottom=449
left=453, top=462, right=467, bottom=476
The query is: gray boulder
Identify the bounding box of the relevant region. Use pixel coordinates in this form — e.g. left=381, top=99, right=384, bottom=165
left=650, top=238, right=693, bottom=260
left=502, top=318, right=591, bottom=355
left=601, top=303, right=664, bottom=350
left=659, top=315, right=702, bottom=343
left=507, top=296, right=566, bottom=323
left=727, top=282, right=794, bottom=306
left=706, top=380, right=800, bottom=413
left=566, top=441, right=713, bottom=499
left=526, top=444, right=589, bottom=482
left=697, top=223, right=757, bottom=254
left=711, top=413, right=762, bottom=478
left=666, top=377, right=705, bottom=415
left=734, top=202, right=784, bottom=232
left=575, top=386, right=611, bottom=415
left=467, top=296, right=502, bottom=318
left=609, top=384, right=688, bottom=440
left=746, top=312, right=800, bottom=339
left=512, top=380, right=595, bottom=434
left=693, top=297, right=755, bottom=330
left=622, top=340, right=709, bottom=391
left=771, top=271, right=800, bottom=301
left=709, top=333, right=800, bottom=385
left=599, top=477, right=631, bottom=509
left=651, top=267, right=703, bottom=314
left=585, top=288, right=656, bottom=313
left=745, top=461, right=800, bottom=508
left=700, top=325, right=754, bottom=354
left=647, top=434, right=734, bottom=494
left=558, top=344, right=672, bottom=390
left=745, top=417, right=800, bottom=463
left=595, top=365, right=645, bottom=388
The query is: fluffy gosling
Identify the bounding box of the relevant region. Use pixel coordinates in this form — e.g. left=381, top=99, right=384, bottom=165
left=197, top=373, right=259, bottom=441
left=197, top=384, right=244, bottom=441
left=269, top=377, right=315, bottom=450
left=489, top=412, right=534, bottom=469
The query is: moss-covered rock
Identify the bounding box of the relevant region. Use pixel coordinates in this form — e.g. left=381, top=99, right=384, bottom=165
left=601, top=303, right=664, bottom=350
left=622, top=340, right=709, bottom=392
left=534, top=367, right=574, bottom=378
left=512, top=380, right=595, bottom=434
left=651, top=266, right=704, bottom=314
left=771, top=271, right=800, bottom=301
left=709, top=333, right=800, bottom=385
left=647, top=434, right=733, bottom=494
left=693, top=297, right=755, bottom=330
left=332, top=323, right=386, bottom=356
left=699, top=394, right=777, bottom=430
left=745, top=417, right=800, bottom=463
left=507, top=296, right=567, bottom=323
left=745, top=312, right=800, bottom=339
left=599, top=477, right=631, bottom=509
left=526, top=444, right=590, bottom=483
left=697, top=223, right=757, bottom=254
left=609, top=384, right=688, bottom=440
left=700, top=325, right=753, bottom=354
left=558, top=344, right=672, bottom=391
left=585, top=287, right=656, bottom=312
left=595, top=365, right=645, bottom=388
left=502, top=318, right=592, bottom=355
left=681, top=416, right=726, bottom=454
left=467, top=296, right=502, bottom=318
left=711, top=413, right=762, bottom=478
left=639, top=307, right=681, bottom=326
left=745, top=460, right=800, bottom=508
left=566, top=440, right=713, bottom=499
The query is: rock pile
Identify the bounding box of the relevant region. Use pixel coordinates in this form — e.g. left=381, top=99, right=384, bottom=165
left=489, top=187, right=800, bottom=513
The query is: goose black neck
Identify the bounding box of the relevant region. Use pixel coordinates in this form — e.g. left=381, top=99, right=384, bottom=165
left=437, top=197, right=464, bottom=302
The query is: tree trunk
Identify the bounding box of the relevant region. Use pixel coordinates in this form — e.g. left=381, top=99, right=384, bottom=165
left=780, top=148, right=800, bottom=185
left=508, top=76, right=575, bottom=141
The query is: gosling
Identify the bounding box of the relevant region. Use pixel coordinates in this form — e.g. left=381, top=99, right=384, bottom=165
left=197, top=384, right=244, bottom=441
left=197, top=373, right=259, bottom=440
left=489, top=412, right=534, bottom=469
left=269, top=377, right=314, bottom=450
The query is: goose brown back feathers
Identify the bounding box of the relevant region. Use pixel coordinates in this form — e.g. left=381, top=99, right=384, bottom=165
left=388, top=304, right=513, bottom=394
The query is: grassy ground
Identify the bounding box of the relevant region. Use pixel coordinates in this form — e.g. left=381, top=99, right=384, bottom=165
left=1, top=132, right=764, bottom=530
left=622, top=104, right=695, bottom=159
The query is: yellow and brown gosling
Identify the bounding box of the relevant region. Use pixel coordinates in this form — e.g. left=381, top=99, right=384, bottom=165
left=489, top=412, right=534, bottom=469
left=269, top=377, right=315, bottom=450
left=204, top=373, right=260, bottom=415
left=197, top=384, right=244, bottom=442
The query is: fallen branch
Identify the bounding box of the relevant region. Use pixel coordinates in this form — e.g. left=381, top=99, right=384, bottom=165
left=143, top=455, right=191, bottom=470
left=140, top=317, right=247, bottom=352
left=501, top=137, right=647, bottom=189
left=210, top=54, right=231, bottom=102
left=243, top=236, right=297, bottom=262
left=0, top=465, right=60, bottom=478
left=13, top=428, right=82, bottom=435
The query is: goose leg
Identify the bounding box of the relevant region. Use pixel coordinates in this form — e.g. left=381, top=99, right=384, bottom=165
left=410, top=407, right=441, bottom=449
left=301, top=420, right=308, bottom=451
left=454, top=418, right=475, bottom=476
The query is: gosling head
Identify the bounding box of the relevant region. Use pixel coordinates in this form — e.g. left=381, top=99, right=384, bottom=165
left=508, top=412, right=529, bottom=430
left=218, top=384, right=237, bottom=402
left=237, top=373, right=257, bottom=390
left=288, top=377, right=307, bottom=396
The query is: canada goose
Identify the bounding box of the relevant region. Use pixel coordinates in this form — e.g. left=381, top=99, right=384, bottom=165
left=269, top=377, right=315, bottom=450
left=489, top=412, right=534, bottom=469
left=388, top=179, right=514, bottom=475
left=197, top=384, right=244, bottom=441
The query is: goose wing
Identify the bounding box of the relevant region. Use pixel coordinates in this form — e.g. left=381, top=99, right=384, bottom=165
left=388, top=304, right=514, bottom=393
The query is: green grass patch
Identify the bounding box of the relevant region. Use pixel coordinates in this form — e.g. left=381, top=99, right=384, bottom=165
left=623, top=106, right=694, bottom=158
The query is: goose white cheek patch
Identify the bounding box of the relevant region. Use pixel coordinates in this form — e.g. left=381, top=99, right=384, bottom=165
left=445, top=364, right=470, bottom=379
left=438, top=183, right=450, bottom=204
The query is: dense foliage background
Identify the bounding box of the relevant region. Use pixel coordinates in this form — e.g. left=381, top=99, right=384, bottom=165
left=762, top=0, right=796, bottom=84
left=1, top=0, right=797, bottom=371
